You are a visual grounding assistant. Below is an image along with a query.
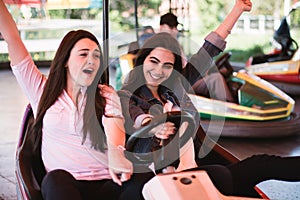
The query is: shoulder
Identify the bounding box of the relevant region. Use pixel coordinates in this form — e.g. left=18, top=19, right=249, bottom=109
left=117, top=89, right=132, bottom=98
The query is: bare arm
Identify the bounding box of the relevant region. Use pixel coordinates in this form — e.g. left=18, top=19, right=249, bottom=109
left=183, top=0, right=252, bottom=86
left=0, top=0, right=28, bottom=65
left=99, top=84, right=133, bottom=186
left=215, top=0, right=252, bottom=39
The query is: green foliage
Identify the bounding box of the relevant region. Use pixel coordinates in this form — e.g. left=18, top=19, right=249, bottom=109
left=290, top=8, right=300, bottom=28
left=48, top=9, right=66, bottom=19
left=23, top=30, right=66, bottom=40
left=193, top=0, right=298, bottom=35
left=225, top=45, right=265, bottom=63
left=195, top=0, right=225, bottom=34
left=0, top=54, right=9, bottom=62
left=110, top=0, right=161, bottom=29
left=224, top=33, right=273, bottom=63
left=3, top=0, right=299, bottom=64
left=251, top=0, right=282, bottom=16
left=110, top=10, right=135, bottom=31
left=191, top=0, right=280, bottom=63
left=48, top=9, right=101, bottom=19
left=0, top=52, right=55, bottom=62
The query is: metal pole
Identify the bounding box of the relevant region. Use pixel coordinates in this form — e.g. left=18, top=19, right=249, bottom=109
left=134, top=0, right=139, bottom=44
left=102, top=0, right=109, bottom=84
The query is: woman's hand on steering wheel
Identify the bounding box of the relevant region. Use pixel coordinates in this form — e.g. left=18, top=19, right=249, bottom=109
left=151, top=100, right=180, bottom=140
left=151, top=122, right=177, bottom=140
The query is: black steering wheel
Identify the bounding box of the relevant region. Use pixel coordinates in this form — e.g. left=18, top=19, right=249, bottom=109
left=215, top=52, right=234, bottom=78
left=125, top=111, right=196, bottom=171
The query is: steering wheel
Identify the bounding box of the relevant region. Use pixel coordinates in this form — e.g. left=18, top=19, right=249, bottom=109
left=287, top=38, right=298, bottom=55
left=215, top=52, right=234, bottom=78
left=125, top=111, right=195, bottom=171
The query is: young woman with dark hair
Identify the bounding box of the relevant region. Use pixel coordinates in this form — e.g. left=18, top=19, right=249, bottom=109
left=118, top=0, right=300, bottom=198
left=0, top=1, right=148, bottom=199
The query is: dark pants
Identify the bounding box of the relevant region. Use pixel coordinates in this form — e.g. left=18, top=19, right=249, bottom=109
left=196, top=154, right=300, bottom=198
left=227, top=154, right=300, bottom=197
left=42, top=155, right=300, bottom=199
left=119, top=172, right=154, bottom=200
left=41, top=169, right=154, bottom=200
left=41, top=169, right=120, bottom=200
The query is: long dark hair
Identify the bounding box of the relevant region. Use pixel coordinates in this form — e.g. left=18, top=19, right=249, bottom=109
left=122, top=32, right=183, bottom=92
left=31, top=30, right=107, bottom=154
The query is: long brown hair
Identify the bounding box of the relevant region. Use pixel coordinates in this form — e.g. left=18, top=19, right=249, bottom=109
left=123, top=32, right=183, bottom=92
left=31, top=30, right=107, bottom=154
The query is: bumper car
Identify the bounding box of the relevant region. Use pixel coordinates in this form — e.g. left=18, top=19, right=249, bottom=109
left=189, top=52, right=300, bottom=138
left=15, top=104, right=241, bottom=200
left=117, top=48, right=300, bottom=138
left=16, top=104, right=272, bottom=200
left=245, top=2, right=300, bottom=95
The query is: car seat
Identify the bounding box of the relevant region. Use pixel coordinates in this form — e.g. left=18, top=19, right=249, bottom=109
left=15, top=104, right=46, bottom=200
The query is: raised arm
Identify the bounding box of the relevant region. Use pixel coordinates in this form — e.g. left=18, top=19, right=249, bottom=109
left=183, top=0, right=252, bottom=87
left=215, top=0, right=252, bottom=39
left=0, top=0, right=28, bottom=65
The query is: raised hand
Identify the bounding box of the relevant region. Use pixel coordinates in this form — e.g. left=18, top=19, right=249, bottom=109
left=215, top=0, right=253, bottom=39
left=236, top=0, right=252, bottom=12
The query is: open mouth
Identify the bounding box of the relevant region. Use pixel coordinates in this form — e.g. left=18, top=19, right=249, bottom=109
left=83, top=68, right=94, bottom=74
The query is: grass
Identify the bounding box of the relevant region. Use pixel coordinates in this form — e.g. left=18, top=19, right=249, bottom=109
left=221, top=28, right=300, bottom=63
left=225, top=32, right=273, bottom=62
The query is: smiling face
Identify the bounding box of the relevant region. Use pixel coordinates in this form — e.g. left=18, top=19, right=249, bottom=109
left=143, top=47, right=175, bottom=91
left=66, top=38, right=101, bottom=92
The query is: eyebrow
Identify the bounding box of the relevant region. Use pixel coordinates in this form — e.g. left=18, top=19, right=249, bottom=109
left=79, top=48, right=100, bottom=53
left=149, top=56, right=174, bottom=66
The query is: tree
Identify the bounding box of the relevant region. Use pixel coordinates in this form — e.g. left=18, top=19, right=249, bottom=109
left=194, top=0, right=225, bottom=34
left=110, top=0, right=162, bottom=30
left=193, top=0, right=289, bottom=35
